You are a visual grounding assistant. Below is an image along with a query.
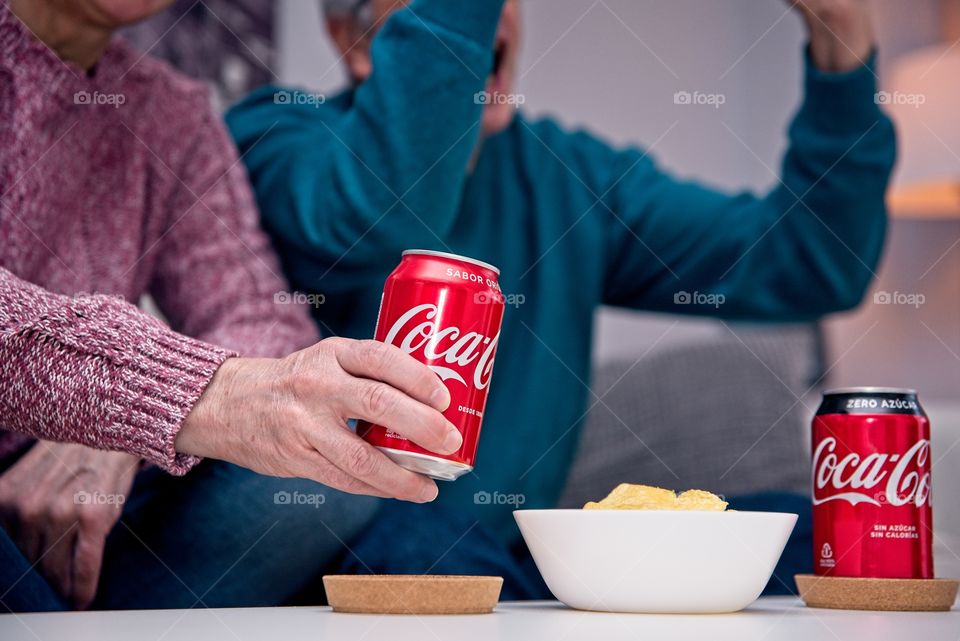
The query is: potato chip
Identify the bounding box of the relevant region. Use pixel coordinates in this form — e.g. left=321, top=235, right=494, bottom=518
left=583, top=484, right=727, bottom=511
left=676, top=489, right=728, bottom=511
left=583, top=483, right=674, bottom=510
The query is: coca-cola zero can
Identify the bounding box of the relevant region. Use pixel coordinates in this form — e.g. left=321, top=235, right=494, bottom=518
left=812, top=387, right=933, bottom=578
left=358, top=250, right=504, bottom=481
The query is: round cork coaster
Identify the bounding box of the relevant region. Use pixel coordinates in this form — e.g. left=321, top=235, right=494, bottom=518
left=796, top=574, right=959, bottom=612
left=323, top=575, right=503, bottom=614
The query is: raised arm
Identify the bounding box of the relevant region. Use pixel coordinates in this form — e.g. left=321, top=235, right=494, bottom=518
left=226, top=0, right=505, bottom=269
left=602, top=51, right=895, bottom=320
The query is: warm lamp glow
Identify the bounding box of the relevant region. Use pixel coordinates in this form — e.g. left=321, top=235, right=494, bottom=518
left=888, top=181, right=960, bottom=220
left=884, top=41, right=960, bottom=220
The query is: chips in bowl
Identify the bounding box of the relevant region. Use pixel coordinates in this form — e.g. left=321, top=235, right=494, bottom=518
left=583, top=483, right=728, bottom=511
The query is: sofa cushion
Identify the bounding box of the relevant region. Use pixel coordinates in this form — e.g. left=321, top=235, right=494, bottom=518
left=558, top=324, right=819, bottom=507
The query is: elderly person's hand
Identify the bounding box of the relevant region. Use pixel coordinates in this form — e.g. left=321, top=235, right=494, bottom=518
left=789, top=0, right=875, bottom=72
left=176, top=337, right=460, bottom=505
left=0, top=443, right=139, bottom=609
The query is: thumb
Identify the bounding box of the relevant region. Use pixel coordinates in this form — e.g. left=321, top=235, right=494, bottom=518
left=72, top=527, right=108, bottom=609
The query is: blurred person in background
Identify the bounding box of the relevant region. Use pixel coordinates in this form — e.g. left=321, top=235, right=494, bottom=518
left=0, top=0, right=458, bottom=613
left=226, top=0, right=896, bottom=597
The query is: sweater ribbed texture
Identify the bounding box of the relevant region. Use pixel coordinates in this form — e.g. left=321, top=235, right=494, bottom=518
left=0, top=4, right=318, bottom=472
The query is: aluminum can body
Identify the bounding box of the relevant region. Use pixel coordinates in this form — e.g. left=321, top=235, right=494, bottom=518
left=812, top=387, right=933, bottom=578
left=358, top=250, right=504, bottom=481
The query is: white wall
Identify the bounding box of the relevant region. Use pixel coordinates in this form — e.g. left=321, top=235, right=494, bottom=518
left=276, top=0, right=947, bottom=384
left=820, top=2, right=960, bottom=401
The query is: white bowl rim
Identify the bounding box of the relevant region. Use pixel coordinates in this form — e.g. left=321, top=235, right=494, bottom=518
left=514, top=509, right=798, bottom=518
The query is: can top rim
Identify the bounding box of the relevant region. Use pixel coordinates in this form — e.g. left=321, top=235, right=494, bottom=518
left=823, top=386, right=918, bottom=396
left=402, top=250, right=500, bottom=276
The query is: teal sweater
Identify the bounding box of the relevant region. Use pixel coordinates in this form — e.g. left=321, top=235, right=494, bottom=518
left=227, top=0, right=895, bottom=542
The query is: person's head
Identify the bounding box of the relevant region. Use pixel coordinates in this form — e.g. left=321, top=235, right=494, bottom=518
left=10, top=0, right=177, bottom=69
left=323, top=0, right=521, bottom=137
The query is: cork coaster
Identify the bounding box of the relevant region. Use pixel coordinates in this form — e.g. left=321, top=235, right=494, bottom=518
left=323, top=575, right=503, bottom=614
left=796, top=574, right=959, bottom=612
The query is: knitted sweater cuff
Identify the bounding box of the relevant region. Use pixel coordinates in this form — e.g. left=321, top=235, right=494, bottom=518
left=76, top=296, right=236, bottom=475
left=110, top=327, right=233, bottom=474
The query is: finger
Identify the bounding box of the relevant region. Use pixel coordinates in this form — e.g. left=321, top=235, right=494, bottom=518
left=289, top=454, right=394, bottom=499
left=345, top=379, right=462, bottom=454
left=72, top=527, right=107, bottom=610
left=38, top=521, right=78, bottom=603
left=309, top=427, right=439, bottom=503
left=336, top=340, right=451, bottom=411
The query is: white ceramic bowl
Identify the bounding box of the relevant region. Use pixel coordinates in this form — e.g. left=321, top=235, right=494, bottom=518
left=514, top=509, right=797, bottom=613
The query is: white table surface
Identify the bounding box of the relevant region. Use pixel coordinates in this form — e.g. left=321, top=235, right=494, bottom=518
left=1, top=597, right=957, bottom=641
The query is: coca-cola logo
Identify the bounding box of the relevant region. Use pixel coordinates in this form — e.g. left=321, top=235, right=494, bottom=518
left=384, top=303, right=499, bottom=390
left=812, top=437, right=931, bottom=508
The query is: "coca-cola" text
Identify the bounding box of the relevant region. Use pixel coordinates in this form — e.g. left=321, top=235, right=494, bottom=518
left=812, top=437, right=931, bottom=508
left=384, top=303, right=499, bottom=390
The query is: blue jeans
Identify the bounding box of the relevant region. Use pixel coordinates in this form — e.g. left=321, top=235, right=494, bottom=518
left=0, top=456, right=378, bottom=612
left=338, top=492, right=812, bottom=599
left=0, top=527, right=66, bottom=612
left=338, top=500, right=552, bottom=600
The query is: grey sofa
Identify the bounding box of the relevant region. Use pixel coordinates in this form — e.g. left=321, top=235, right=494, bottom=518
left=558, top=323, right=822, bottom=507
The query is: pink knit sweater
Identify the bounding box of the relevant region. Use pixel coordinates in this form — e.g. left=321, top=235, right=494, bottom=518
left=0, top=4, right=318, bottom=473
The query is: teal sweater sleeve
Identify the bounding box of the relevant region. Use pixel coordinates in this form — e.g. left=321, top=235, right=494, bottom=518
left=601, top=52, right=895, bottom=320
left=226, top=0, right=504, bottom=268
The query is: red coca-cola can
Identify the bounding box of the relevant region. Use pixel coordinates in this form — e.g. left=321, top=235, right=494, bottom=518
left=358, top=250, right=504, bottom=481
left=812, top=387, right=933, bottom=578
